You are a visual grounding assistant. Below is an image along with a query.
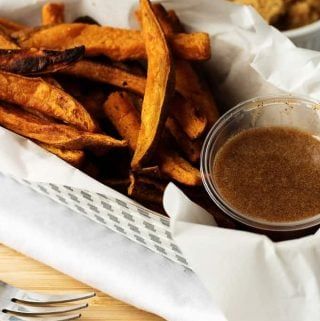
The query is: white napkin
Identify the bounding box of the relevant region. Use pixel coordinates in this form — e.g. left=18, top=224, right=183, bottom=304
left=0, top=174, right=221, bottom=321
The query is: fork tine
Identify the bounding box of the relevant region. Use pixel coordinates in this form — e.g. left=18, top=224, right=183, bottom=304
left=0, top=312, right=81, bottom=321
left=4, top=302, right=87, bottom=316
left=13, top=292, right=95, bottom=305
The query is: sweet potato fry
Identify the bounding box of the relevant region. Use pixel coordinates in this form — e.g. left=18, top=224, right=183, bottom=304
left=109, top=93, right=201, bottom=162
left=155, top=6, right=219, bottom=128
left=131, top=0, right=175, bottom=168
left=0, top=18, right=26, bottom=32
left=0, top=46, right=84, bottom=75
left=61, top=60, right=146, bottom=95
left=42, top=3, right=65, bottom=25
left=0, top=104, right=127, bottom=150
left=136, top=5, right=208, bottom=139
left=103, top=92, right=140, bottom=150
left=150, top=5, right=218, bottom=131
left=13, top=23, right=210, bottom=61
left=170, top=94, right=207, bottom=140
left=103, top=92, right=201, bottom=186
left=38, top=143, right=85, bottom=167
left=165, top=117, right=202, bottom=163
left=175, top=59, right=219, bottom=128
left=128, top=173, right=165, bottom=204
left=0, top=71, right=97, bottom=132
left=158, top=147, right=201, bottom=186
left=62, top=59, right=206, bottom=139
left=0, top=28, right=19, bottom=49
left=138, top=4, right=180, bottom=34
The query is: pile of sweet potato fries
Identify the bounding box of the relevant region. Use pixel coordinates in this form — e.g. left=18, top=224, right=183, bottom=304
left=0, top=0, right=220, bottom=213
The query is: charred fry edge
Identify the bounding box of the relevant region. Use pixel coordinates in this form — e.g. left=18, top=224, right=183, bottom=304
left=0, top=46, right=85, bottom=75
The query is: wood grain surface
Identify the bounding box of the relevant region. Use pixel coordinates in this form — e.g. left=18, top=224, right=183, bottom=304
left=0, top=243, right=164, bottom=321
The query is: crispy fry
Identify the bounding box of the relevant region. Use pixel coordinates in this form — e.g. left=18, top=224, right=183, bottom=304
left=104, top=92, right=201, bottom=186
left=170, top=33, right=210, bottom=61
left=155, top=7, right=219, bottom=128
left=128, top=173, right=165, bottom=204
left=13, top=23, right=210, bottom=61
left=150, top=4, right=218, bottom=129
left=0, top=46, right=84, bottom=75
left=0, top=18, right=26, bottom=32
left=170, top=94, right=207, bottom=140
left=0, top=28, right=19, bottom=49
left=0, top=71, right=97, bottom=132
left=131, top=0, right=175, bottom=168
left=104, top=92, right=140, bottom=150
left=136, top=5, right=208, bottom=139
left=165, top=117, right=201, bottom=163
left=117, top=90, right=201, bottom=162
left=38, top=143, right=85, bottom=167
left=61, top=60, right=146, bottom=95
left=64, top=59, right=206, bottom=139
left=42, top=3, right=65, bottom=25
left=137, top=6, right=211, bottom=61
left=158, top=148, right=201, bottom=186
left=0, top=104, right=127, bottom=150
left=175, top=59, right=219, bottom=128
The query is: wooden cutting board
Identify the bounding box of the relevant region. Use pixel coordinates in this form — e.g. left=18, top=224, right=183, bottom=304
left=0, top=244, right=164, bottom=321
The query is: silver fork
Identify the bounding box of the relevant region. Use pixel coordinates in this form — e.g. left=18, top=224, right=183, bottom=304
left=0, top=280, right=95, bottom=321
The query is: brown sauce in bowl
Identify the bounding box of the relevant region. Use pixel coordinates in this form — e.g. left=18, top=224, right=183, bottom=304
left=213, top=127, right=320, bottom=222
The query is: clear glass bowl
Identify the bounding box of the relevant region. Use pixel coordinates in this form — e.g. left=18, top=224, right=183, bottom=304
left=201, top=95, right=320, bottom=232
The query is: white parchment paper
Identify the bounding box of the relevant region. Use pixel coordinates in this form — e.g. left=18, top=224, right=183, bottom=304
left=1, top=0, right=320, bottom=320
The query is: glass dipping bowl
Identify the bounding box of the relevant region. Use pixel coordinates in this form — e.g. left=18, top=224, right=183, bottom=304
left=201, top=95, right=320, bottom=232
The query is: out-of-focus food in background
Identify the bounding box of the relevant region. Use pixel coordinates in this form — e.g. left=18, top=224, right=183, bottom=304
left=231, top=0, right=320, bottom=30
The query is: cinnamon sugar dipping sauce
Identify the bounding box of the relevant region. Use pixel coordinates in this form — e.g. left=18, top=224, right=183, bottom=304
left=213, top=127, right=320, bottom=222
left=201, top=96, right=320, bottom=232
